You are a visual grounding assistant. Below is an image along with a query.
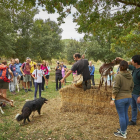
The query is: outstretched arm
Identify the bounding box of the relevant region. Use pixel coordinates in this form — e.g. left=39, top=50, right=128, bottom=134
left=60, top=70, right=73, bottom=83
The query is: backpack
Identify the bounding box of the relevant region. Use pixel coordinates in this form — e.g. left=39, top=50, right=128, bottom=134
left=22, top=62, right=26, bottom=71
left=0, top=65, right=10, bottom=83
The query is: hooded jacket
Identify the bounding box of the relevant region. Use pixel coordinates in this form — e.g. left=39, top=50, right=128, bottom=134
left=112, top=71, right=134, bottom=100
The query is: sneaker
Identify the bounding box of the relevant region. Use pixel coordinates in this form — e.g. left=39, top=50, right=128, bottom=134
left=11, top=91, right=16, bottom=95
left=117, top=128, right=127, bottom=135
left=46, top=86, right=48, bottom=89
left=114, top=132, right=126, bottom=139
left=41, top=90, right=44, bottom=91
left=28, top=89, right=33, bottom=92
left=128, top=120, right=136, bottom=125
left=25, top=89, right=28, bottom=92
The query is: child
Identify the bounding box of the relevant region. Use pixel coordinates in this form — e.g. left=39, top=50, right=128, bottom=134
left=32, top=63, right=46, bottom=99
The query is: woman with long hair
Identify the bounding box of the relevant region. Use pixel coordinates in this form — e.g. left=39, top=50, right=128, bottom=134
left=110, top=60, right=134, bottom=138
left=46, top=62, right=51, bottom=89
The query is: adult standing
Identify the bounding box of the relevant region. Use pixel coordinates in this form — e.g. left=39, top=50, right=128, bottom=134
left=20, top=57, right=33, bottom=92
left=15, top=58, right=23, bottom=90
left=40, top=60, right=48, bottom=91
left=0, top=61, right=13, bottom=99
left=117, top=55, right=140, bottom=127
left=29, top=58, right=36, bottom=88
left=55, top=61, right=62, bottom=91
left=128, top=55, right=140, bottom=126
left=88, top=61, right=95, bottom=86
left=61, top=62, right=67, bottom=87
left=110, top=60, right=134, bottom=138
left=46, top=62, right=51, bottom=89
left=9, top=59, right=18, bottom=94
left=60, top=53, right=91, bottom=91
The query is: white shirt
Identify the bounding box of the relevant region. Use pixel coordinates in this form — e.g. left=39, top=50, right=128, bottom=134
left=32, top=69, right=44, bottom=83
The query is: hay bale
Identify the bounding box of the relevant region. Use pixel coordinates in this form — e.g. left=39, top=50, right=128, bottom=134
left=59, top=85, right=117, bottom=115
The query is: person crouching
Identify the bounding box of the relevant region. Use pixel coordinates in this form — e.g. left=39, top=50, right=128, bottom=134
left=32, top=63, right=46, bottom=99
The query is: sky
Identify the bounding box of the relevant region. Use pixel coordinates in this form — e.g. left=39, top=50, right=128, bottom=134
left=34, top=7, right=84, bottom=40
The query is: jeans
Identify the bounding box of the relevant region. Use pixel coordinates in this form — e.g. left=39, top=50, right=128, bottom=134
left=115, top=98, right=131, bottom=133
left=34, top=82, right=42, bottom=99
left=131, top=94, right=140, bottom=122
left=9, top=76, right=17, bottom=92
left=90, top=75, right=95, bottom=85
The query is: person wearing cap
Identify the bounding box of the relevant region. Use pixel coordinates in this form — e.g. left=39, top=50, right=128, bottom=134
left=20, top=57, right=33, bottom=92
left=32, top=63, right=46, bottom=99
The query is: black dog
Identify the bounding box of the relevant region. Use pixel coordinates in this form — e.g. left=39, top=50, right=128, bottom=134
left=15, top=97, right=48, bottom=124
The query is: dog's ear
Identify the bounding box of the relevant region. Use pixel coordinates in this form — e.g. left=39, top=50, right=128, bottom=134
left=44, top=98, right=48, bottom=102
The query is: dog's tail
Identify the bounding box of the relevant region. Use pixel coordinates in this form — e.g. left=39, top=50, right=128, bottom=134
left=15, top=114, right=24, bottom=121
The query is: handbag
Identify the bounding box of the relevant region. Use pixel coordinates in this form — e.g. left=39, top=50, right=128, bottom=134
left=137, top=96, right=140, bottom=104
left=73, top=74, right=83, bottom=86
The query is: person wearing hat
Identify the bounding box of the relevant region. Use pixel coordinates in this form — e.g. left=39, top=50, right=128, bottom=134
left=32, top=63, right=46, bottom=99
left=20, top=57, right=33, bottom=92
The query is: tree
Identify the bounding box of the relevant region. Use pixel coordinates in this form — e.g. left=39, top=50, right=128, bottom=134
left=26, top=0, right=140, bottom=57
left=111, top=22, right=140, bottom=57
left=31, top=19, right=64, bottom=61
left=0, top=5, right=15, bottom=57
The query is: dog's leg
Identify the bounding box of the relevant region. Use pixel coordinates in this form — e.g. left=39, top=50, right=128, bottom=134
left=23, top=118, right=26, bottom=124
left=32, top=112, right=35, bottom=118
left=27, top=117, right=30, bottom=122
left=37, top=109, right=41, bottom=115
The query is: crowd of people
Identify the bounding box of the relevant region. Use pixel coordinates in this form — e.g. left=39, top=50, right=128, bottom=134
left=0, top=53, right=140, bottom=139
left=0, top=57, right=51, bottom=102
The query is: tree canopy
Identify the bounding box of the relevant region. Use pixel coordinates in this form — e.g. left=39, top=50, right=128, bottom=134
left=26, top=0, right=140, bottom=59
left=0, top=0, right=64, bottom=62
left=1, top=0, right=140, bottom=61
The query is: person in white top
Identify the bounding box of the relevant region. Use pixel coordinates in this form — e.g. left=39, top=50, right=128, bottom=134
left=32, top=63, right=46, bottom=99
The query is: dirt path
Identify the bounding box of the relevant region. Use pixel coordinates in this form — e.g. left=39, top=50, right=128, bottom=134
left=17, top=97, right=140, bottom=140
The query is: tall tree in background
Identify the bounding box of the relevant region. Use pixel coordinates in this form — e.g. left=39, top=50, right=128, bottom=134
left=12, top=3, right=38, bottom=61
left=0, top=5, right=15, bottom=57
left=31, top=19, right=64, bottom=61
left=26, top=0, right=140, bottom=58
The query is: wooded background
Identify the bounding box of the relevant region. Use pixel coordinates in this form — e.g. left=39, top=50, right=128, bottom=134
left=0, top=0, right=140, bottom=62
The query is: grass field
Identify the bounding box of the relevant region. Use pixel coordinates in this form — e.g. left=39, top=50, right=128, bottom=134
left=0, top=64, right=140, bottom=140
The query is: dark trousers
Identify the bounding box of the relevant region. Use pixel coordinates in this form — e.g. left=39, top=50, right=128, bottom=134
left=41, top=76, right=45, bottom=90
left=91, top=75, right=95, bottom=85
left=55, top=75, right=62, bottom=90
left=34, top=82, right=42, bottom=99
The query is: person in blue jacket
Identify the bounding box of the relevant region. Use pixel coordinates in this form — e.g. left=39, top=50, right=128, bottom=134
left=89, top=61, right=95, bottom=86
left=15, top=58, right=23, bottom=90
